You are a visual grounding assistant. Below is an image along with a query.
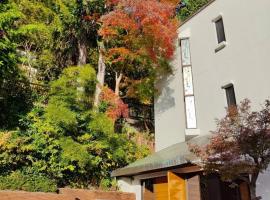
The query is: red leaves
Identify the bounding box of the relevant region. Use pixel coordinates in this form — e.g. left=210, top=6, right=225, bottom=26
left=100, top=0, right=179, bottom=63
left=100, top=87, right=129, bottom=122
left=99, top=10, right=138, bottom=38
left=190, top=99, right=270, bottom=181
left=106, top=0, right=121, bottom=7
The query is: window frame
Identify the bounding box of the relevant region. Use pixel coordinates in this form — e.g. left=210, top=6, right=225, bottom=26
left=212, top=15, right=227, bottom=52
left=215, top=17, right=226, bottom=44
left=222, top=83, right=237, bottom=108
left=180, top=38, right=198, bottom=129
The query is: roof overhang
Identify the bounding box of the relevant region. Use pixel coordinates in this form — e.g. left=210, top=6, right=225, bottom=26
left=112, top=135, right=211, bottom=177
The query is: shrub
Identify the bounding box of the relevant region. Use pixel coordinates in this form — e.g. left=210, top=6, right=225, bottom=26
left=0, top=170, right=57, bottom=192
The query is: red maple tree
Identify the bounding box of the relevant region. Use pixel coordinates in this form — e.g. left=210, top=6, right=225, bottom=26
left=99, top=86, right=129, bottom=122
left=99, top=0, right=179, bottom=96
left=190, top=99, right=270, bottom=200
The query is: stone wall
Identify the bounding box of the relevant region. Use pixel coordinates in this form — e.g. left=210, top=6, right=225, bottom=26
left=0, top=188, right=135, bottom=200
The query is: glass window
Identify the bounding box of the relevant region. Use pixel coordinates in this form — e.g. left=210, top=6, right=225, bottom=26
left=183, top=66, right=194, bottom=96
left=185, top=96, right=197, bottom=129
left=225, top=85, right=236, bottom=107
left=215, top=18, right=226, bottom=44
left=180, top=38, right=197, bottom=129
left=180, top=39, right=191, bottom=66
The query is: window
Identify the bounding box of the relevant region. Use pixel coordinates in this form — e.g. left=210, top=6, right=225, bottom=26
left=223, top=84, right=236, bottom=107
left=215, top=17, right=226, bottom=44
left=180, top=38, right=197, bottom=129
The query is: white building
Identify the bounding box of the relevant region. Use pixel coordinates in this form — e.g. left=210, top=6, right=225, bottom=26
left=112, top=0, right=270, bottom=199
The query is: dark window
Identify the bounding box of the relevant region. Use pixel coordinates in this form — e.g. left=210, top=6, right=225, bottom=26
left=215, top=18, right=226, bottom=43
left=225, top=85, right=236, bottom=107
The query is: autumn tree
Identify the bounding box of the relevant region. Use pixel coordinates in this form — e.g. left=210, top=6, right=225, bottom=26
left=99, top=0, right=179, bottom=102
left=190, top=99, right=270, bottom=200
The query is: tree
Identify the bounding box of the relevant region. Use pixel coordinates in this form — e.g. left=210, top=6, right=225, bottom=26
left=0, top=0, right=33, bottom=129
left=0, top=64, right=150, bottom=190
left=99, top=0, right=179, bottom=100
left=190, top=99, right=270, bottom=200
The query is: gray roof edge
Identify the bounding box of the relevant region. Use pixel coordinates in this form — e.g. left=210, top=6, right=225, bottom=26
left=111, top=155, right=192, bottom=177
left=112, top=135, right=212, bottom=177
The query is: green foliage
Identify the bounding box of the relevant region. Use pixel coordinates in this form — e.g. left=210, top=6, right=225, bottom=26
left=0, top=170, right=57, bottom=192
left=0, top=0, right=155, bottom=192
left=0, top=1, right=33, bottom=129
left=178, top=0, right=210, bottom=21
left=0, top=65, right=150, bottom=191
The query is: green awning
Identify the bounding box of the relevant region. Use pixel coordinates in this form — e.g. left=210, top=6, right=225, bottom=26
left=112, top=135, right=211, bottom=177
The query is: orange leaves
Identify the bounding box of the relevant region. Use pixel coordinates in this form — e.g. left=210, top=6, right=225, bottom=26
left=99, top=0, right=179, bottom=63
left=106, top=0, right=121, bottom=7
left=107, top=47, right=137, bottom=64
left=99, top=10, right=138, bottom=38
left=159, top=0, right=180, bottom=6
left=100, top=87, right=129, bottom=122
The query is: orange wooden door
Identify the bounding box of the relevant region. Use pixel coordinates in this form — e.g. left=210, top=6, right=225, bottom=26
left=168, top=171, right=186, bottom=200
left=239, top=182, right=251, bottom=200
left=154, top=177, right=169, bottom=200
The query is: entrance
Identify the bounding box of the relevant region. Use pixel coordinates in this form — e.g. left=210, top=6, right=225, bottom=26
left=142, top=172, right=250, bottom=200
left=143, top=171, right=187, bottom=200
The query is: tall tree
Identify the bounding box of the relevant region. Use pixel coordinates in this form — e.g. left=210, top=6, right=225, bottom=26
left=190, top=99, right=270, bottom=200
left=0, top=0, right=32, bottom=128
left=99, top=0, right=179, bottom=100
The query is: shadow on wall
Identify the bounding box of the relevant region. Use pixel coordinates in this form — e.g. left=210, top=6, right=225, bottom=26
left=155, top=74, right=176, bottom=115
left=257, top=166, right=270, bottom=199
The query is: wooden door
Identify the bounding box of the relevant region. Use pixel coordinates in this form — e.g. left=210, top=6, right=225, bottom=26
left=168, top=171, right=186, bottom=200
left=154, top=177, right=169, bottom=200
left=239, top=182, right=251, bottom=200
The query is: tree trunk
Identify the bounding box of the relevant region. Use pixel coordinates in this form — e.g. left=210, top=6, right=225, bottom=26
left=250, top=171, right=259, bottom=200
left=115, top=72, right=123, bottom=96
left=94, top=51, right=106, bottom=107
left=78, top=39, right=87, bottom=66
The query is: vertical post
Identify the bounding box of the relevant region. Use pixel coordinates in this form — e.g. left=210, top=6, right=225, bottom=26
left=168, top=171, right=186, bottom=200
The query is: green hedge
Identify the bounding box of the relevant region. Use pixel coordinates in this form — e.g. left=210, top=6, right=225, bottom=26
left=0, top=170, right=57, bottom=192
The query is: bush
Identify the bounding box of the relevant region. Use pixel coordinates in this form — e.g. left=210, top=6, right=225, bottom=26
left=0, top=65, right=150, bottom=191
left=0, top=170, right=57, bottom=192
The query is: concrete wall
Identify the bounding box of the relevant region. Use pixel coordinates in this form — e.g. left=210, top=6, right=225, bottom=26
left=118, top=177, right=142, bottom=200
left=0, top=188, right=135, bottom=200
left=155, top=0, right=270, bottom=148
left=154, top=0, right=270, bottom=198
left=179, top=0, right=270, bottom=135
left=257, top=167, right=270, bottom=199
left=154, top=42, right=187, bottom=151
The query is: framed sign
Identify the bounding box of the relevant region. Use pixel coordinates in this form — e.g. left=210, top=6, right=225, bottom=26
left=185, top=96, right=197, bottom=129
left=183, top=66, right=194, bottom=96
left=181, top=39, right=191, bottom=66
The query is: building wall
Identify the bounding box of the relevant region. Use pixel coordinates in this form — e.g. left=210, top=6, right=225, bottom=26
left=257, top=166, right=270, bottom=199
left=154, top=42, right=187, bottom=151
left=118, top=177, right=142, bottom=200
left=155, top=0, right=270, bottom=198
left=155, top=0, right=270, bottom=148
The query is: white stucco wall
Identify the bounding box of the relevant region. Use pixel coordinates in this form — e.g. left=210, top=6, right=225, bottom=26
left=154, top=42, right=187, bottom=151
left=118, top=177, right=142, bottom=200
left=154, top=0, right=270, bottom=198
left=257, top=167, right=270, bottom=199
left=155, top=0, right=270, bottom=148
left=178, top=0, right=270, bottom=135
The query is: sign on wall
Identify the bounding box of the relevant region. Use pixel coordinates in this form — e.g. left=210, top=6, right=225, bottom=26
left=180, top=38, right=197, bottom=129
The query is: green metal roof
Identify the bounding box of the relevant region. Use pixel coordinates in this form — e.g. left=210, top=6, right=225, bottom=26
left=112, top=135, right=211, bottom=177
